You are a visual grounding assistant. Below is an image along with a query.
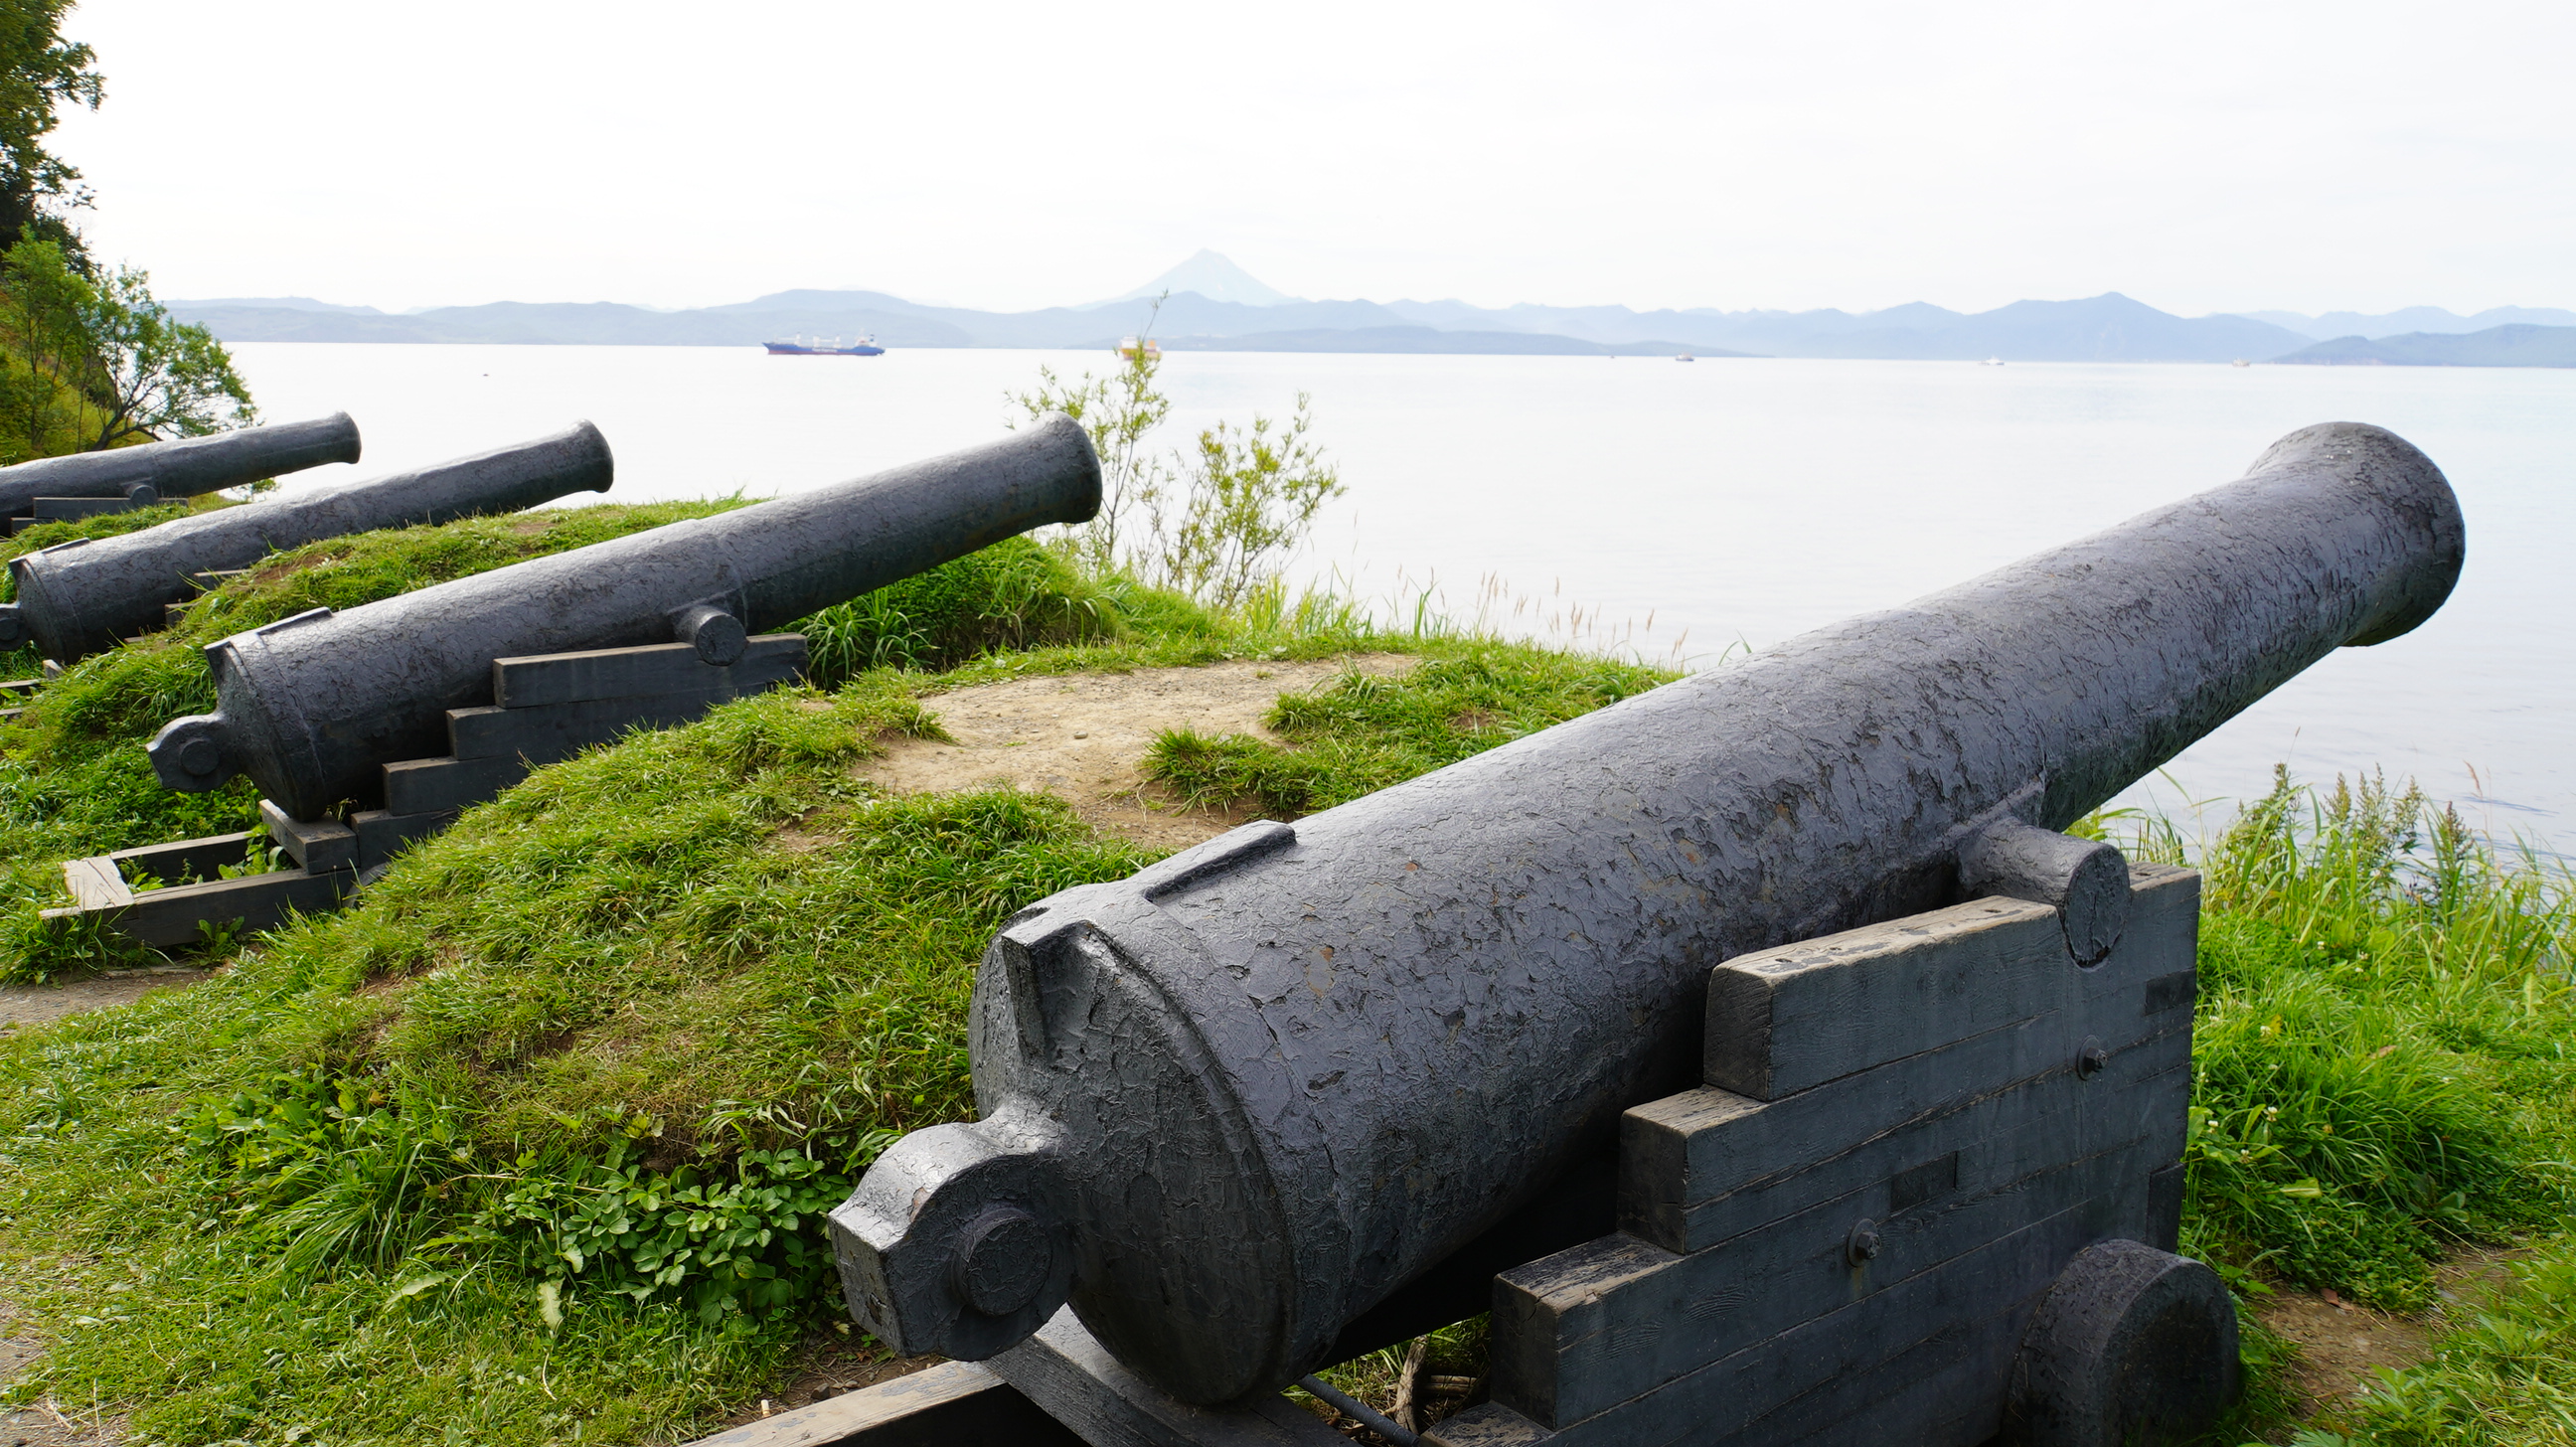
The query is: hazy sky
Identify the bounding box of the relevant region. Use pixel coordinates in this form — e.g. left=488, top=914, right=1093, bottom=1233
left=48, top=0, right=2575, bottom=316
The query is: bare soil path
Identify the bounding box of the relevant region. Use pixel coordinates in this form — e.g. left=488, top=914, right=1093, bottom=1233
left=860, top=655, right=1415, bottom=850
left=2255, top=1245, right=2525, bottom=1424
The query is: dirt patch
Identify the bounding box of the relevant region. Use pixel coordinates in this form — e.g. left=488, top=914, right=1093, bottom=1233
left=2260, top=1244, right=2528, bottom=1417
left=2260, top=1287, right=2432, bottom=1413
left=863, top=656, right=1415, bottom=850
left=0, top=1305, right=121, bottom=1445
left=0, top=967, right=210, bottom=1034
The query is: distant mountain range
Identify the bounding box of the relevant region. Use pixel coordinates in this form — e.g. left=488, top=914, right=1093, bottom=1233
left=2272, top=325, right=2576, bottom=368
left=170, top=251, right=2574, bottom=367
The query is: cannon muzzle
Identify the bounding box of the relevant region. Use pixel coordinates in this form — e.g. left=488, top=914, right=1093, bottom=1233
left=8, top=421, right=614, bottom=663
left=147, top=414, right=1101, bottom=817
left=829, top=421, right=2464, bottom=1403
left=0, top=413, right=362, bottom=517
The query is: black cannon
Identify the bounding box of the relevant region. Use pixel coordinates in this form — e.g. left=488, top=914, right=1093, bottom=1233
left=0, top=422, right=614, bottom=661
left=0, top=412, right=362, bottom=524
left=146, top=415, right=1101, bottom=820
left=825, top=422, right=2463, bottom=1445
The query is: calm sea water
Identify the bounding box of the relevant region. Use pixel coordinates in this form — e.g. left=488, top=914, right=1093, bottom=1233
left=224, top=343, right=2576, bottom=852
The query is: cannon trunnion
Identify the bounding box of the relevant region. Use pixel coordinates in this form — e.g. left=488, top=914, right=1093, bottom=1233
left=825, top=421, right=2463, bottom=1444
left=3, top=421, right=613, bottom=662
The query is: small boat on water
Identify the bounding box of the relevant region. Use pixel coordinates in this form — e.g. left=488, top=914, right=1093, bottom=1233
left=765, top=335, right=885, bottom=356
left=1981, top=357, right=2006, bottom=367
left=1675, top=351, right=1695, bottom=362
left=1118, top=336, right=1162, bottom=361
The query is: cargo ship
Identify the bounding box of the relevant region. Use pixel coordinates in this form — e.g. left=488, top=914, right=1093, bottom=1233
left=764, top=335, right=885, bottom=356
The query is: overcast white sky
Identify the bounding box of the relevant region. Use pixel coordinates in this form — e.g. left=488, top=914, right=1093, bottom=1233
left=46, top=0, right=2576, bottom=317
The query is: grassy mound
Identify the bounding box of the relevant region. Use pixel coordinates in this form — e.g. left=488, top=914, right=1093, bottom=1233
left=0, top=516, right=1117, bottom=980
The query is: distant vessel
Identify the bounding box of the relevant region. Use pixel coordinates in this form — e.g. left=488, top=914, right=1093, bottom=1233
left=1118, top=336, right=1163, bottom=361
left=1982, top=357, right=2006, bottom=367
left=1675, top=351, right=1695, bottom=363
left=2231, top=359, right=2251, bottom=368
left=765, top=335, right=884, bottom=356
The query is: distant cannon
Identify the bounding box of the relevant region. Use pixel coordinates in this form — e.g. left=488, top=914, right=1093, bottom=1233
left=1, top=422, right=614, bottom=662
left=0, top=412, right=361, bottom=527
left=826, top=423, right=2462, bottom=1444
left=147, top=415, right=1101, bottom=820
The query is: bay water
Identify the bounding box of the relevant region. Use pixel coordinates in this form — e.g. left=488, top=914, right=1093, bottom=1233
left=224, top=342, right=2576, bottom=853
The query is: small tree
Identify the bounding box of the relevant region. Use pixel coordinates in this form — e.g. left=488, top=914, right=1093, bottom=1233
left=0, top=237, right=254, bottom=459
left=1009, top=294, right=1172, bottom=575
left=1007, top=297, right=1345, bottom=611
left=1150, top=396, right=1342, bottom=611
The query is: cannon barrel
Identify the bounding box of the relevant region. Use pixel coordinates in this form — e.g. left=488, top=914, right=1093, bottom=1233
left=146, top=414, right=1102, bottom=818
left=829, top=421, right=2466, bottom=1403
left=1, top=422, right=615, bottom=661
left=0, top=412, right=362, bottom=517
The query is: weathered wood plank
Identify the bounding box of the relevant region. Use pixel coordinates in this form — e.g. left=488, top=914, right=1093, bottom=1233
left=1623, top=1008, right=2190, bottom=1256
left=350, top=807, right=461, bottom=872
left=1503, top=1200, right=2135, bottom=1447
left=1704, top=896, right=2066, bottom=1099
left=259, top=799, right=358, bottom=874
left=1498, top=1125, right=2173, bottom=1425
left=103, top=830, right=255, bottom=887
left=29, top=495, right=136, bottom=522
left=1622, top=868, right=2198, bottom=1254
left=991, top=1307, right=1348, bottom=1447
left=62, top=856, right=130, bottom=908
left=446, top=687, right=738, bottom=763
left=0, top=677, right=38, bottom=697
left=41, top=866, right=355, bottom=948
left=674, top=1361, right=1081, bottom=1447
left=491, top=634, right=805, bottom=710
left=382, top=752, right=528, bottom=816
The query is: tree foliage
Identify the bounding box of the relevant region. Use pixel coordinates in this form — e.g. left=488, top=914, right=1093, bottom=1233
left=0, top=238, right=255, bottom=461
left=0, top=0, right=100, bottom=262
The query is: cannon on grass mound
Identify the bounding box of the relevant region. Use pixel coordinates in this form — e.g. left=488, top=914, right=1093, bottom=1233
left=778, top=422, right=2463, bottom=1447
left=0, top=421, right=614, bottom=662
left=0, top=412, right=362, bottom=534
left=38, top=416, right=1100, bottom=949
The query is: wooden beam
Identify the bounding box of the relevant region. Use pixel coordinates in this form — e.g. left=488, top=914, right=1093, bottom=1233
left=675, top=1362, right=1080, bottom=1447
left=492, top=634, right=805, bottom=709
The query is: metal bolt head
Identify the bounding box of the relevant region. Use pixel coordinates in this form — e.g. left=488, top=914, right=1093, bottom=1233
left=2079, top=1037, right=2110, bottom=1078
left=950, top=1206, right=1052, bottom=1318
left=1847, top=1219, right=1883, bottom=1266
